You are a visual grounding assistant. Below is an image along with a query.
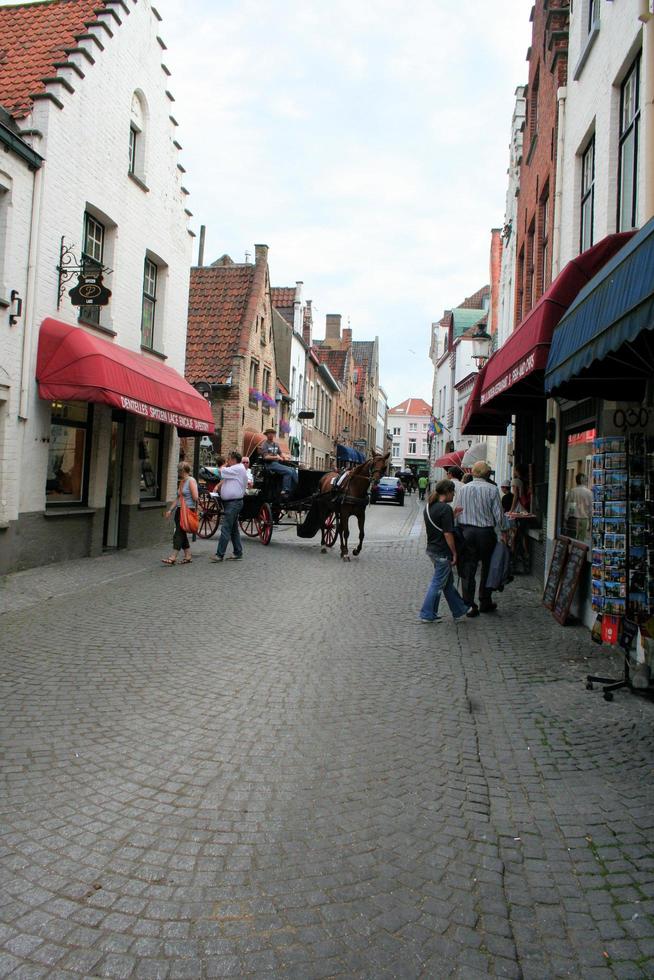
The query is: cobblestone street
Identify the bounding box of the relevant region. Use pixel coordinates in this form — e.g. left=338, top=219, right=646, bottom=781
left=1, top=494, right=653, bottom=979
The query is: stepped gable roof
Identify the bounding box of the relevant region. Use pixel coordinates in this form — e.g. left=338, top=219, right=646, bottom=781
left=389, top=397, right=431, bottom=416
left=0, top=0, right=100, bottom=120
left=186, top=261, right=258, bottom=383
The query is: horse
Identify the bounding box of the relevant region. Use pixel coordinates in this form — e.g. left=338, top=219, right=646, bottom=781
left=318, top=453, right=390, bottom=560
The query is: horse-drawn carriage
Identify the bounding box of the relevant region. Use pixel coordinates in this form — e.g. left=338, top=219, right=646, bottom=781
left=196, top=430, right=389, bottom=560
left=196, top=430, right=339, bottom=549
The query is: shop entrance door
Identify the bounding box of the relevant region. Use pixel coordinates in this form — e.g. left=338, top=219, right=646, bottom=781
left=103, top=414, right=126, bottom=549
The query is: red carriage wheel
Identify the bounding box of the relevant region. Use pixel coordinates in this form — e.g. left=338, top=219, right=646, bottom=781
left=256, top=502, right=273, bottom=545
left=239, top=513, right=259, bottom=538
left=321, top=510, right=339, bottom=548
left=197, top=489, right=221, bottom=539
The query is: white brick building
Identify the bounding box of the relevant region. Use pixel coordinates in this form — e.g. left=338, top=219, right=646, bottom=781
left=0, top=0, right=208, bottom=573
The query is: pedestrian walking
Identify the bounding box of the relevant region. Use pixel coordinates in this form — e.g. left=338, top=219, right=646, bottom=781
left=419, top=479, right=471, bottom=623
left=456, top=460, right=508, bottom=616
left=211, top=451, right=248, bottom=562
left=162, top=462, right=198, bottom=565
left=418, top=474, right=428, bottom=500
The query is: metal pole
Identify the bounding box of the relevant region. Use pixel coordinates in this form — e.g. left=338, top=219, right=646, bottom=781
left=198, top=225, right=206, bottom=267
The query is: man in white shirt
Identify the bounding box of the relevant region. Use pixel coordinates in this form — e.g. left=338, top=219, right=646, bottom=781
left=457, top=460, right=508, bottom=616
left=565, top=473, right=593, bottom=542
left=211, top=451, right=249, bottom=562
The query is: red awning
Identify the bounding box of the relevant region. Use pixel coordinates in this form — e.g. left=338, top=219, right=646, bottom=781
left=434, top=449, right=466, bottom=468
left=460, top=367, right=510, bottom=436
left=461, top=232, right=634, bottom=435
left=36, top=318, right=215, bottom=433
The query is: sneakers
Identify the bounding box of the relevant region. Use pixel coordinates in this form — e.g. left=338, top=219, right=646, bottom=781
left=210, top=555, right=224, bottom=563
left=454, top=607, right=473, bottom=622
left=419, top=616, right=443, bottom=623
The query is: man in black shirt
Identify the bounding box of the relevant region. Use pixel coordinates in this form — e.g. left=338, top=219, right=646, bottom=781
left=419, top=479, right=471, bottom=623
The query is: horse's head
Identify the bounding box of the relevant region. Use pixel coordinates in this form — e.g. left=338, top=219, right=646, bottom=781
left=369, top=452, right=390, bottom=487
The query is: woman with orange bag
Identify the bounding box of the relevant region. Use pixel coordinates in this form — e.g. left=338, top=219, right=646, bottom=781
left=162, top=461, right=199, bottom=565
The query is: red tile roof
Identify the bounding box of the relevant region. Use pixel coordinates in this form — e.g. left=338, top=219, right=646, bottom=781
left=271, top=287, right=296, bottom=310
left=458, top=285, right=489, bottom=309
left=389, top=397, right=431, bottom=416
left=0, top=0, right=100, bottom=119
left=316, top=348, right=348, bottom=385
left=186, top=263, right=258, bottom=383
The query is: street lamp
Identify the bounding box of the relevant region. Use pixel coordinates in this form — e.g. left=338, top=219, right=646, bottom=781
left=471, top=322, right=492, bottom=370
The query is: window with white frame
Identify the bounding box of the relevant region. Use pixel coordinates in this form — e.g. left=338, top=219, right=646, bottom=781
left=408, top=422, right=417, bottom=431
left=618, top=55, right=640, bottom=233
left=408, top=438, right=417, bottom=454
left=422, top=440, right=429, bottom=455
left=80, top=212, right=105, bottom=325
left=141, top=257, right=157, bottom=349
left=129, top=91, right=147, bottom=182
left=392, top=442, right=400, bottom=457
left=392, top=426, right=400, bottom=435
left=580, top=135, right=595, bottom=252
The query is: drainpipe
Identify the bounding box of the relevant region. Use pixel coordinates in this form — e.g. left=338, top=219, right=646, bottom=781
left=551, top=85, right=567, bottom=278
left=19, top=161, right=44, bottom=420
left=639, top=1, right=654, bottom=222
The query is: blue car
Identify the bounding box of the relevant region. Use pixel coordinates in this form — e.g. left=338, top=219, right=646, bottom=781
left=371, top=476, right=405, bottom=506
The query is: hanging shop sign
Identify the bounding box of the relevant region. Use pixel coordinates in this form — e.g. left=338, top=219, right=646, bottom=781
left=68, top=271, right=112, bottom=308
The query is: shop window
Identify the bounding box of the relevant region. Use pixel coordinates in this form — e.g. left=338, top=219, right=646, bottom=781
left=139, top=420, right=163, bottom=499
left=617, top=55, right=640, bottom=233
left=46, top=401, right=92, bottom=504
left=561, top=425, right=597, bottom=544
left=141, top=257, right=158, bottom=349
left=580, top=135, right=595, bottom=252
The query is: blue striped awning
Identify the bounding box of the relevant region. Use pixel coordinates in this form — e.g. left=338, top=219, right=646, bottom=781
left=545, top=216, right=654, bottom=398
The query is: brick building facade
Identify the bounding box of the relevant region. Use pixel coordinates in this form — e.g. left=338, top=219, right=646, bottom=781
left=186, top=245, right=278, bottom=456
left=515, top=0, right=569, bottom=324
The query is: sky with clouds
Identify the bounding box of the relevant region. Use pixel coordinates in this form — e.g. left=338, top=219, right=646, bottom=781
left=64, top=0, right=535, bottom=406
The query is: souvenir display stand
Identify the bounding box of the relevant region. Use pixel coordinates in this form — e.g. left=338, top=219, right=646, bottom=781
left=585, top=434, right=654, bottom=701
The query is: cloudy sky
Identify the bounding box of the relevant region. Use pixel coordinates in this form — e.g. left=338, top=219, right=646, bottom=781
left=160, top=2, right=532, bottom=406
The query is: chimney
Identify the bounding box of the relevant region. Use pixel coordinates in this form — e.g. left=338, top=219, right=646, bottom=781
left=293, top=280, right=304, bottom=336
left=342, top=327, right=352, bottom=346
left=325, top=313, right=341, bottom=342
left=254, top=243, right=269, bottom=265
left=303, top=299, right=312, bottom=347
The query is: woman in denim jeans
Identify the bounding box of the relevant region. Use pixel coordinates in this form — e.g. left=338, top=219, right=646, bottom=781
left=420, top=479, right=471, bottom=623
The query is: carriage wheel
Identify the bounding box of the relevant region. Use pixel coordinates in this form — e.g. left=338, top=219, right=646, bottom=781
left=239, top=513, right=260, bottom=538
left=256, top=502, right=273, bottom=545
left=321, top=510, right=339, bottom=548
left=197, top=489, right=221, bottom=539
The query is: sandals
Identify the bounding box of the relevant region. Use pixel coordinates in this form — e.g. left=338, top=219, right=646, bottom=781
left=161, top=557, right=176, bottom=565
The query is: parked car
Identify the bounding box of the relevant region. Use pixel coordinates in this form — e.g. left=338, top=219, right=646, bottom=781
left=371, top=476, right=405, bottom=506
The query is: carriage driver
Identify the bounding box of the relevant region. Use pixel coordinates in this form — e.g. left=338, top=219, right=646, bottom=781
left=259, top=427, right=299, bottom=499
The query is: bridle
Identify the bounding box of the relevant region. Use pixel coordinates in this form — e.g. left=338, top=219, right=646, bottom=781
left=341, top=455, right=387, bottom=505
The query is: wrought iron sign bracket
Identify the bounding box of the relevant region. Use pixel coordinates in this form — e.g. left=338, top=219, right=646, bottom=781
left=56, top=236, right=113, bottom=309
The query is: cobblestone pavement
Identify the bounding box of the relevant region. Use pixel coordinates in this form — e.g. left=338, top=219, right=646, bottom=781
left=1, top=493, right=653, bottom=979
